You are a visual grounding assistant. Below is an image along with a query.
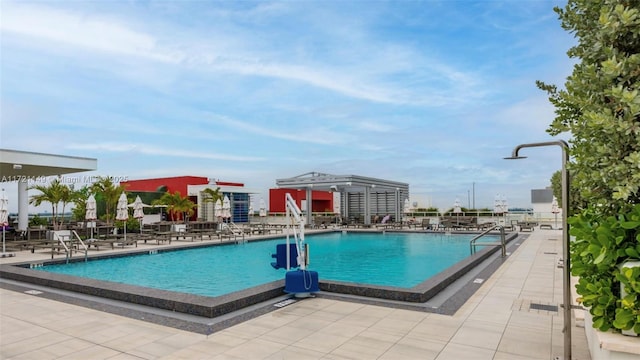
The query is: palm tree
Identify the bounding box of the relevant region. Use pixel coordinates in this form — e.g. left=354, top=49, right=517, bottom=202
left=91, top=176, right=126, bottom=225
left=201, top=187, right=223, bottom=220
left=29, top=177, right=73, bottom=230
left=59, top=183, right=84, bottom=228
left=71, top=186, right=92, bottom=221
left=202, top=187, right=223, bottom=205
left=174, top=195, right=196, bottom=223
left=153, top=191, right=195, bottom=222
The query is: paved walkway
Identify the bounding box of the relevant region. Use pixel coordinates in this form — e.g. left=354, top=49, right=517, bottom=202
left=0, top=229, right=592, bottom=359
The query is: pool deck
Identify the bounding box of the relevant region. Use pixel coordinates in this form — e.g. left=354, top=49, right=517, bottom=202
left=0, top=229, right=593, bottom=359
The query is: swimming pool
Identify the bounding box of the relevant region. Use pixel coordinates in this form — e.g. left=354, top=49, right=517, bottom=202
left=0, top=230, right=518, bottom=319
left=34, top=232, right=496, bottom=297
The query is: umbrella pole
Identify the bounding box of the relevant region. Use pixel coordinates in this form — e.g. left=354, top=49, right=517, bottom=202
left=2, top=227, right=5, bottom=253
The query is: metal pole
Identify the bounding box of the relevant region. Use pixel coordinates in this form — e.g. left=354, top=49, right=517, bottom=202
left=505, top=140, right=571, bottom=360
left=560, top=143, right=571, bottom=360
left=472, top=182, right=475, bottom=209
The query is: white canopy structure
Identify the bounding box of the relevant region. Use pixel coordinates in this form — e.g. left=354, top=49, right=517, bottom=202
left=276, top=172, right=409, bottom=226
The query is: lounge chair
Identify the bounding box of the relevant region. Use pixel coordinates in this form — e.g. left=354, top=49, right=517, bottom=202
left=518, top=222, right=536, bottom=231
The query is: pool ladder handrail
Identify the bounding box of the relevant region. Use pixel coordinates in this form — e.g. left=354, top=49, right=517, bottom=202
left=469, top=225, right=506, bottom=257
left=226, top=222, right=246, bottom=242
left=52, top=232, right=70, bottom=263
left=53, top=231, right=88, bottom=263
left=71, top=230, right=88, bottom=262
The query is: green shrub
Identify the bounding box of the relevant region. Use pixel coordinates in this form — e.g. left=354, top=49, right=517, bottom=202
left=570, top=204, right=640, bottom=332
left=28, top=215, right=48, bottom=227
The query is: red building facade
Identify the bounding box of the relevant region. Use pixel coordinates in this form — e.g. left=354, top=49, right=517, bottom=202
left=121, top=176, right=249, bottom=222
left=269, top=188, right=334, bottom=213
left=121, top=176, right=209, bottom=196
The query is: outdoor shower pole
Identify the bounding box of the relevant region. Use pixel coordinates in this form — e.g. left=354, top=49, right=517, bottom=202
left=505, top=140, right=571, bottom=360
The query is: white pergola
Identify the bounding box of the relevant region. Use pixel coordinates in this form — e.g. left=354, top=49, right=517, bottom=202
left=276, top=172, right=409, bottom=225
left=0, top=149, right=97, bottom=230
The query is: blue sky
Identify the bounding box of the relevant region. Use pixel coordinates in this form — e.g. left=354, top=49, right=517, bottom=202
left=1, top=0, right=575, bottom=213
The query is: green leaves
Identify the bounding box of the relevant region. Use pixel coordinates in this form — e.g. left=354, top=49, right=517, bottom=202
left=571, top=205, right=640, bottom=333
left=625, top=246, right=640, bottom=258
left=613, top=308, right=636, bottom=330
left=544, top=0, right=640, bottom=334
left=542, top=0, right=640, bottom=207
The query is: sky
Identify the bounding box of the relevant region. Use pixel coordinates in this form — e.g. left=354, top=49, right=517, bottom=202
left=0, top=0, right=576, bottom=213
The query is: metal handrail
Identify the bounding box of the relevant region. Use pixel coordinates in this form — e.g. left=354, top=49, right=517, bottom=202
left=225, top=222, right=246, bottom=242
left=285, top=193, right=306, bottom=271
left=71, top=230, right=88, bottom=262
left=52, top=232, right=70, bottom=263
left=470, top=225, right=506, bottom=257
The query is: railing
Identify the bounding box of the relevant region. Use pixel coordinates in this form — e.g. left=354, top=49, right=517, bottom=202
left=285, top=193, right=306, bottom=270
left=469, top=225, right=506, bottom=257
left=52, top=230, right=89, bottom=263
left=71, top=230, right=88, bottom=262
left=226, top=222, right=246, bottom=242
left=52, top=232, right=71, bottom=263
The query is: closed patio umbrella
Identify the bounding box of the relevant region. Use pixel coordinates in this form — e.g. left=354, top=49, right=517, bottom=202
left=259, top=198, right=266, bottom=217
left=222, top=195, right=231, bottom=222
left=259, top=198, right=267, bottom=223
left=214, top=199, right=223, bottom=220
left=453, top=198, right=462, bottom=225
left=403, top=198, right=410, bottom=223
left=129, top=195, right=147, bottom=233
left=493, top=193, right=508, bottom=225
left=85, top=194, right=97, bottom=240
left=1, top=189, right=9, bottom=255
left=116, top=192, right=129, bottom=241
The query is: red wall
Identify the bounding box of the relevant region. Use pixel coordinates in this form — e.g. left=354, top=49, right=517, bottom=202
left=122, top=176, right=209, bottom=196
left=215, top=181, right=244, bottom=187
left=269, top=188, right=334, bottom=213
left=122, top=176, right=210, bottom=221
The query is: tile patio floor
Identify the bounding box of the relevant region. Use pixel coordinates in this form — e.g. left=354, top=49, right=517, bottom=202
left=0, top=229, right=592, bottom=359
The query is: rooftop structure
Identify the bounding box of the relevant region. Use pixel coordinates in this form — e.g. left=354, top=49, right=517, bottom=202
left=276, top=172, right=409, bottom=225
left=0, top=149, right=97, bottom=230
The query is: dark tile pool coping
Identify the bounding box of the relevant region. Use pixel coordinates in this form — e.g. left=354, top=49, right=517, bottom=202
left=0, top=230, right=519, bottom=320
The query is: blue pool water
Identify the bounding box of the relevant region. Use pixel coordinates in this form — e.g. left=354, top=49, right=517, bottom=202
left=38, top=232, right=496, bottom=297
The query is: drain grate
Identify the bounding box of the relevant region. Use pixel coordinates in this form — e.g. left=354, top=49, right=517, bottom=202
left=513, top=299, right=559, bottom=315
left=543, top=252, right=558, bottom=255
left=530, top=303, right=558, bottom=312
left=273, top=299, right=297, bottom=308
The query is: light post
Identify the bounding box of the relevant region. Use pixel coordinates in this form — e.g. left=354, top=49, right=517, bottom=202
left=505, top=140, right=571, bottom=360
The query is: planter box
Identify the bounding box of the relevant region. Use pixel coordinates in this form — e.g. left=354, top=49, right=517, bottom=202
left=584, top=311, right=640, bottom=360
left=620, top=261, right=640, bottom=337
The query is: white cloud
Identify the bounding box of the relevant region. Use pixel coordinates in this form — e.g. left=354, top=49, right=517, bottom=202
left=1, top=3, right=178, bottom=63
left=1, top=2, right=482, bottom=107
left=67, top=143, right=264, bottom=162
